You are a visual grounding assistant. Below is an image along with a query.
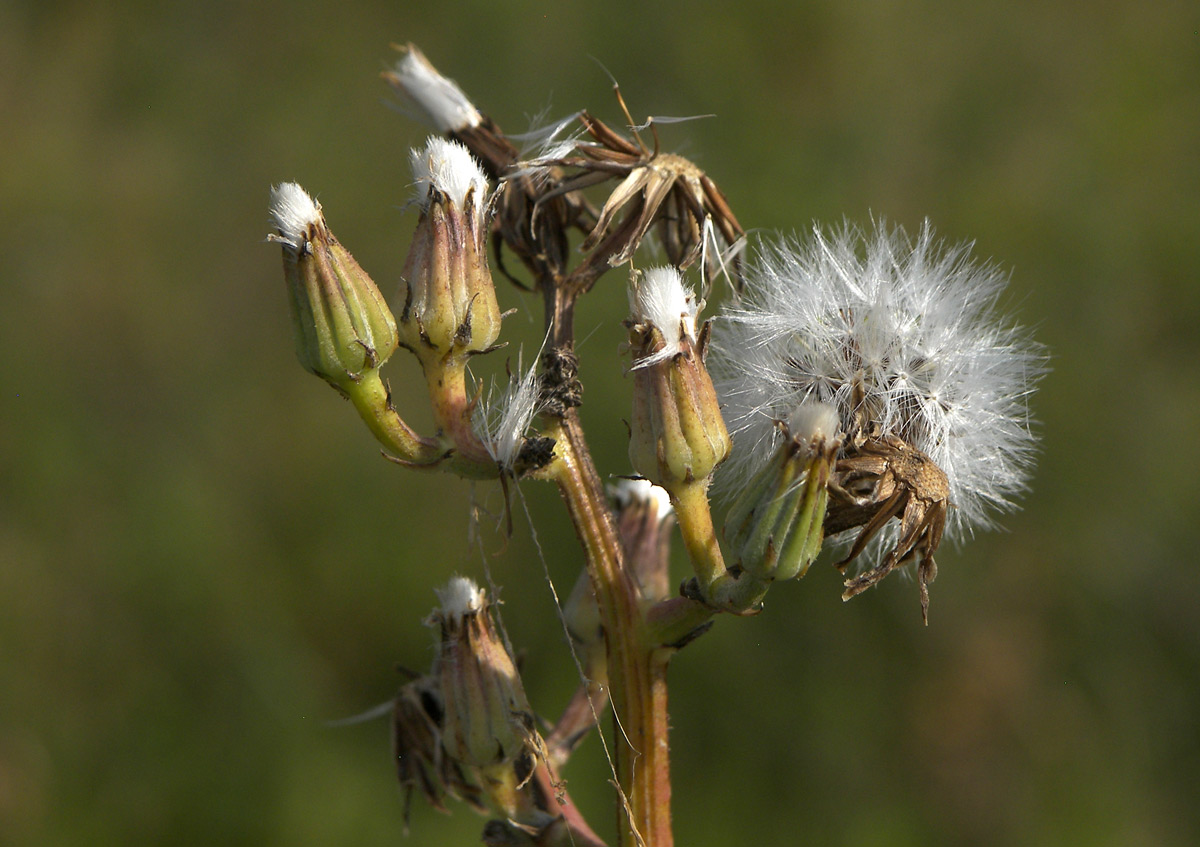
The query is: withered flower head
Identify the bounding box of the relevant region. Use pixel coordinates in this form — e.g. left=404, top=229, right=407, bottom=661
left=429, top=578, right=544, bottom=773
left=390, top=673, right=486, bottom=827
left=523, top=99, right=746, bottom=289
left=712, top=222, right=1045, bottom=620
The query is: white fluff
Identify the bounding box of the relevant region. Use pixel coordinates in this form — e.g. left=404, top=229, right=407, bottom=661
left=268, top=182, right=321, bottom=252
left=629, top=266, right=699, bottom=368
left=409, top=137, right=489, bottom=219
left=608, top=478, right=674, bottom=520
left=390, top=46, right=481, bottom=132
left=711, top=221, right=1046, bottom=543
left=435, top=576, right=486, bottom=618
left=472, top=354, right=544, bottom=472
left=787, top=400, right=841, bottom=446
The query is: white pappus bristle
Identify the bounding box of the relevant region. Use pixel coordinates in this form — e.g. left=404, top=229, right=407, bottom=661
left=390, top=46, right=482, bottom=133
left=268, top=182, right=321, bottom=252
left=609, top=478, right=674, bottom=521
left=471, top=354, right=543, bottom=472
left=409, top=137, right=489, bottom=216
left=435, top=576, right=486, bottom=618
left=629, top=266, right=699, bottom=368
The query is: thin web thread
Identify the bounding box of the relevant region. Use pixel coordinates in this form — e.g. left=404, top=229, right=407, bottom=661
left=512, top=481, right=644, bottom=847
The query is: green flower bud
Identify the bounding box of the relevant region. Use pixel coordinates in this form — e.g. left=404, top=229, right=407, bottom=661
left=724, top=402, right=840, bottom=582
left=268, top=183, right=398, bottom=388
left=627, top=268, right=731, bottom=488
left=400, top=138, right=502, bottom=363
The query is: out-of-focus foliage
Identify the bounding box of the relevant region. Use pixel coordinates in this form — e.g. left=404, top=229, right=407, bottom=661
left=2, top=1, right=1197, bottom=845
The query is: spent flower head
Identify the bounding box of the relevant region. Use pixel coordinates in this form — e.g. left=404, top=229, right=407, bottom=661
left=712, top=221, right=1044, bottom=616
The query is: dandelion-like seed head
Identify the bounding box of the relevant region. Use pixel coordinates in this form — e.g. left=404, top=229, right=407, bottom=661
left=713, top=220, right=1045, bottom=547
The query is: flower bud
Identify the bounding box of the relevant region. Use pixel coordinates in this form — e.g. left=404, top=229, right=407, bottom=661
left=400, top=138, right=502, bottom=363
left=268, top=183, right=398, bottom=387
left=627, top=268, right=731, bottom=487
left=430, top=578, right=541, bottom=772
left=724, top=402, right=840, bottom=582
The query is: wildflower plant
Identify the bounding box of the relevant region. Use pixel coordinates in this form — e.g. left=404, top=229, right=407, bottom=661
left=267, top=43, right=1043, bottom=846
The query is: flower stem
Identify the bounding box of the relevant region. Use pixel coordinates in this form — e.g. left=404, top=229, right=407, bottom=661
left=344, top=370, right=446, bottom=466
left=544, top=414, right=673, bottom=847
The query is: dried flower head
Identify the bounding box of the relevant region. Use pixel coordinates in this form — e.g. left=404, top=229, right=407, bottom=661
left=523, top=95, right=745, bottom=289
left=712, top=221, right=1044, bottom=617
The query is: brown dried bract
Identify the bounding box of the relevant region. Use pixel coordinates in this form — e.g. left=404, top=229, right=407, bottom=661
left=530, top=88, right=746, bottom=291
left=391, top=675, right=486, bottom=828
left=826, top=435, right=950, bottom=624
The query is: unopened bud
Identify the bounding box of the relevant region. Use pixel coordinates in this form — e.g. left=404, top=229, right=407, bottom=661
left=400, top=138, right=502, bottom=363
left=268, top=183, right=398, bottom=387
left=724, top=402, right=840, bottom=582
left=627, top=268, right=731, bottom=487
left=430, top=578, right=541, bottom=771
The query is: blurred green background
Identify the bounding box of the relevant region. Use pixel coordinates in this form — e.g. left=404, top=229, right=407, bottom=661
left=3, top=1, right=1198, bottom=844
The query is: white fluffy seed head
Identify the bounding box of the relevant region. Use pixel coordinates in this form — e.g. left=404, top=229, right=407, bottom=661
left=629, top=266, right=699, bottom=368
left=409, top=137, right=489, bottom=219
left=389, top=45, right=482, bottom=132
left=712, top=220, right=1045, bottom=543
left=435, top=576, right=486, bottom=619
left=268, top=182, right=321, bottom=252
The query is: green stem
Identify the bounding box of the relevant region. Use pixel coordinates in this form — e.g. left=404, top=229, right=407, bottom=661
left=344, top=370, right=446, bottom=466
left=670, top=480, right=727, bottom=595
left=545, top=415, right=673, bottom=847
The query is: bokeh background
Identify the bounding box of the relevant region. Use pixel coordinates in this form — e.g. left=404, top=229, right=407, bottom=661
left=3, top=1, right=1198, bottom=844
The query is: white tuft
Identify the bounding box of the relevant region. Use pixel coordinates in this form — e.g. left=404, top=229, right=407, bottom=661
left=472, top=354, right=544, bottom=472
left=711, top=220, right=1046, bottom=544
left=435, top=576, right=486, bottom=618
left=389, top=46, right=481, bottom=132
left=507, top=111, right=587, bottom=182
left=608, top=478, right=674, bottom=521
left=268, top=182, right=321, bottom=252
left=629, top=267, right=699, bottom=368
left=410, top=137, right=489, bottom=217
left=787, top=400, right=841, bottom=446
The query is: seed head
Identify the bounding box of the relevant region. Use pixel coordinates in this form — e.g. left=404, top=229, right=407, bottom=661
left=713, top=220, right=1045, bottom=548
